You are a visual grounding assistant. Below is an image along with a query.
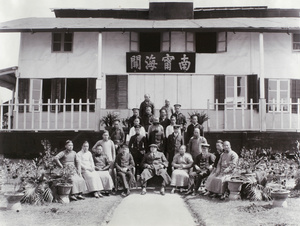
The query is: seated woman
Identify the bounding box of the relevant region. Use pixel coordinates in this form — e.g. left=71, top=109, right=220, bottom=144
left=205, top=141, right=238, bottom=200
left=77, top=141, right=104, bottom=198
left=54, top=140, right=87, bottom=201
left=93, top=144, right=114, bottom=195
left=170, top=145, right=193, bottom=194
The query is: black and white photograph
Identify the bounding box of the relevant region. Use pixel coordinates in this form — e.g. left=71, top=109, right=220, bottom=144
left=0, top=0, right=300, bottom=225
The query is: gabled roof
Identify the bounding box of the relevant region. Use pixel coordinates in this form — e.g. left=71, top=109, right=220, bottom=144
left=0, top=67, right=17, bottom=90
left=0, top=17, right=299, bottom=33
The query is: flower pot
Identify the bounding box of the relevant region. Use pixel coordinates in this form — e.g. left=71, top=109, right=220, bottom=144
left=271, top=189, right=290, bottom=208
left=4, top=192, right=24, bottom=211
left=56, top=184, right=72, bottom=204
left=228, top=179, right=244, bottom=200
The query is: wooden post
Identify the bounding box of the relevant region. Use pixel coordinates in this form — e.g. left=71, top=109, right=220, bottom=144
left=24, top=99, right=27, bottom=129
left=55, top=99, right=58, bottom=130
left=47, top=99, right=50, bottom=129
left=79, top=99, right=82, bottom=130
left=216, top=99, right=219, bottom=131
left=39, top=99, right=42, bottom=130
left=259, top=32, right=266, bottom=132
left=15, top=99, right=19, bottom=130
left=63, top=99, right=66, bottom=129
left=71, top=99, right=74, bottom=130
left=87, top=99, right=90, bottom=130
left=242, top=99, right=245, bottom=130
left=250, top=99, right=253, bottom=129
left=289, top=98, right=292, bottom=129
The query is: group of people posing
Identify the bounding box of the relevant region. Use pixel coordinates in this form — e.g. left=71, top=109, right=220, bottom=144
left=54, top=94, right=239, bottom=200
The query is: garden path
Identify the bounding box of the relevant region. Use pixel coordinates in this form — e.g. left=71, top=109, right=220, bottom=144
left=106, top=192, right=196, bottom=226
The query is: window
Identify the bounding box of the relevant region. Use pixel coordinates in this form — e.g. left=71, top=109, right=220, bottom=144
left=186, top=32, right=195, bottom=52
left=225, top=76, right=247, bottom=108
left=130, top=32, right=139, bottom=52
left=30, top=79, right=42, bottom=112
left=52, top=32, right=73, bottom=52
left=41, top=78, right=95, bottom=112
left=161, top=32, right=171, bottom=52
left=139, top=32, right=161, bottom=52
left=292, top=34, right=300, bottom=51
left=106, top=75, right=128, bottom=109
left=268, top=79, right=289, bottom=112
left=196, top=32, right=227, bottom=53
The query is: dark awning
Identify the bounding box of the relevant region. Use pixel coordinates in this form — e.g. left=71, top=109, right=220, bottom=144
left=0, top=67, right=17, bottom=90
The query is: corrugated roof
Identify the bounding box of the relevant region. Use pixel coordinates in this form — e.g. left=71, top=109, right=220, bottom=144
left=0, top=17, right=299, bottom=32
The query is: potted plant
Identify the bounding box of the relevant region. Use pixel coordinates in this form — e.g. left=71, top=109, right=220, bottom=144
left=270, top=189, right=290, bottom=208
left=228, top=176, right=245, bottom=200
left=188, top=111, right=209, bottom=125
left=1, top=159, right=31, bottom=211
left=52, top=164, right=75, bottom=203
left=99, top=111, right=120, bottom=132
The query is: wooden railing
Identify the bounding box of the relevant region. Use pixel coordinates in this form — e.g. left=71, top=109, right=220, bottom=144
left=1, top=98, right=300, bottom=132
left=206, top=98, right=300, bottom=132
left=0, top=99, right=96, bottom=131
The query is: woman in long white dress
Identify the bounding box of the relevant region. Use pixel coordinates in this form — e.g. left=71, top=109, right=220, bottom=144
left=77, top=141, right=104, bottom=198
left=93, top=144, right=114, bottom=195
left=170, top=145, right=193, bottom=193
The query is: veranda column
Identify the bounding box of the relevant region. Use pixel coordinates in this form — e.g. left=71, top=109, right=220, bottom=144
left=259, top=32, right=267, bottom=131
left=95, top=32, right=103, bottom=131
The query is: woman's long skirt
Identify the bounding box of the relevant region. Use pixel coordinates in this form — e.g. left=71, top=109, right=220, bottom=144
left=82, top=170, right=103, bottom=192
left=170, top=169, right=189, bottom=187
left=97, top=171, right=114, bottom=190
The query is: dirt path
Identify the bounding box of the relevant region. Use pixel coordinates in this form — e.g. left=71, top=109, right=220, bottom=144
left=106, top=192, right=197, bottom=226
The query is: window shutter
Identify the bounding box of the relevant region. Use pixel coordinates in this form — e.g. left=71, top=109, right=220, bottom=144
left=117, top=76, right=128, bottom=109
left=87, top=78, right=96, bottom=112
left=106, top=76, right=118, bottom=109
left=51, top=78, right=65, bottom=111
left=18, top=78, right=30, bottom=112
left=106, top=75, right=128, bottom=109
left=217, top=32, right=227, bottom=53
left=214, top=75, right=225, bottom=110
left=291, top=79, right=300, bottom=113
left=264, top=78, right=269, bottom=113
left=247, top=74, right=259, bottom=111
left=130, top=32, right=139, bottom=52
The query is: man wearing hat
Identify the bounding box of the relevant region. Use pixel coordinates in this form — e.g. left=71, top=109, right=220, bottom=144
left=128, top=124, right=147, bottom=176
left=128, top=108, right=141, bottom=129
left=172, top=104, right=187, bottom=135
left=139, top=94, right=155, bottom=117
left=187, top=128, right=207, bottom=160
left=110, top=119, right=125, bottom=150
left=186, top=143, right=215, bottom=196
left=166, top=124, right=183, bottom=174
left=140, top=144, right=171, bottom=195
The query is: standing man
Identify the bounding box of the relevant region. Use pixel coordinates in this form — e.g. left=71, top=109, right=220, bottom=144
left=110, top=119, right=125, bottom=151
left=140, top=144, right=171, bottom=196
left=139, top=94, right=155, bottom=117
left=161, top=99, right=174, bottom=119
left=128, top=108, right=141, bottom=129
left=92, top=130, right=116, bottom=163
left=166, top=125, right=183, bottom=174
left=172, top=104, right=187, bottom=136
left=128, top=125, right=147, bottom=176
left=186, top=114, right=204, bottom=145
left=115, top=146, right=135, bottom=197
left=187, top=128, right=207, bottom=160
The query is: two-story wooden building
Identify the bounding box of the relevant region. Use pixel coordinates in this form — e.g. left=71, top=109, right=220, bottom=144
left=0, top=2, right=300, bottom=157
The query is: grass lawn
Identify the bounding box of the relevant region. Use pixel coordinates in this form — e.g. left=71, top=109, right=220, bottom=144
left=185, top=194, right=300, bottom=226
left=0, top=194, right=122, bottom=226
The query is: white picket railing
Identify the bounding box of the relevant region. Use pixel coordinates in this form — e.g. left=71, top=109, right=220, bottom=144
left=206, top=98, right=300, bottom=132
left=1, top=98, right=300, bottom=132
left=0, top=99, right=96, bottom=131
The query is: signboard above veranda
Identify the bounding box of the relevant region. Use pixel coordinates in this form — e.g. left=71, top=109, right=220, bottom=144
left=126, top=52, right=195, bottom=73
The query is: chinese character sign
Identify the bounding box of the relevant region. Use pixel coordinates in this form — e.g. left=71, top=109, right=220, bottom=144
left=126, top=52, right=195, bottom=73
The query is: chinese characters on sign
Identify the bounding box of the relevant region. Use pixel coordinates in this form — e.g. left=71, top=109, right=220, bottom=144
left=127, top=52, right=195, bottom=73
